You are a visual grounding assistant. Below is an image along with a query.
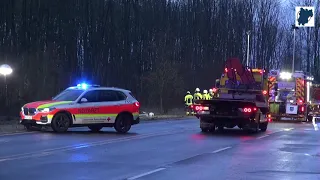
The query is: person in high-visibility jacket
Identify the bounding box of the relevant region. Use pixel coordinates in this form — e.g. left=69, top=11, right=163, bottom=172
left=184, top=91, right=193, bottom=115
left=202, top=90, right=211, bottom=100
left=209, top=89, right=214, bottom=99
left=194, top=88, right=202, bottom=100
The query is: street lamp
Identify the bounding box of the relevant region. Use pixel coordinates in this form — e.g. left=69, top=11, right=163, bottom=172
left=246, top=31, right=251, bottom=67
left=0, top=64, right=13, bottom=105
left=292, top=25, right=299, bottom=74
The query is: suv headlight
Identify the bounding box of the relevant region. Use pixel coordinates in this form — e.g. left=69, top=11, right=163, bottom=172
left=38, top=107, right=56, bottom=113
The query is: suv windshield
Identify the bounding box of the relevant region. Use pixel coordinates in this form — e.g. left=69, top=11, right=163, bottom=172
left=53, top=89, right=85, bottom=101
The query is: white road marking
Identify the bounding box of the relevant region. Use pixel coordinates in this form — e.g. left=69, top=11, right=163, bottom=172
left=257, top=135, right=269, bottom=139
left=283, top=128, right=294, bottom=131
left=0, top=139, right=9, bottom=143
left=0, top=128, right=197, bottom=162
left=127, top=168, right=166, bottom=180
left=267, top=130, right=283, bottom=135
left=211, top=147, right=231, bottom=153
left=312, top=118, right=319, bottom=131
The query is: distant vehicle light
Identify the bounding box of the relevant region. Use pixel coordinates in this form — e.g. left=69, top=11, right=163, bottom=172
left=280, top=72, right=292, bottom=80
left=212, top=88, right=217, bottom=93
left=225, top=68, right=228, bottom=73
left=262, top=90, right=267, bottom=95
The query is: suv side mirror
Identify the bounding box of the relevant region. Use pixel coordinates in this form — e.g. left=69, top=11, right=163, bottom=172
left=80, top=98, right=88, bottom=103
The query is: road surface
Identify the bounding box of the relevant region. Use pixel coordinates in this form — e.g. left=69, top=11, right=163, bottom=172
left=0, top=118, right=320, bottom=180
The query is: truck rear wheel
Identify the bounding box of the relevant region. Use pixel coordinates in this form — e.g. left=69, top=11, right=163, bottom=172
left=201, top=128, right=209, bottom=132
left=259, top=122, right=268, bottom=132
left=217, top=126, right=224, bottom=132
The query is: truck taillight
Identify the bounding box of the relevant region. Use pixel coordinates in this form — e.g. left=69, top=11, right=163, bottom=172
left=195, top=106, right=209, bottom=111
left=301, top=106, right=304, bottom=112
left=243, top=107, right=257, bottom=113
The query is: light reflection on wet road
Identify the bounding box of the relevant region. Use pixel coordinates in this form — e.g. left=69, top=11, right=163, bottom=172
left=0, top=119, right=319, bottom=180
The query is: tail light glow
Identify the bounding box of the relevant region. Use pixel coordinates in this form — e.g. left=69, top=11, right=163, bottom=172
left=225, top=68, right=228, bottom=73
left=267, top=114, right=272, bottom=122
left=134, top=102, right=140, bottom=107
left=301, top=106, right=305, bottom=112
left=243, top=108, right=252, bottom=113
left=243, top=107, right=257, bottom=113
left=194, top=106, right=209, bottom=111
left=262, top=90, right=267, bottom=95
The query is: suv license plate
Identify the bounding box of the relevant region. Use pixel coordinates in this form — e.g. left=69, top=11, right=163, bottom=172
left=25, top=115, right=33, bottom=120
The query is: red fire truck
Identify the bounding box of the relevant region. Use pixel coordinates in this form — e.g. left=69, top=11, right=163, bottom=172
left=268, top=70, right=313, bottom=121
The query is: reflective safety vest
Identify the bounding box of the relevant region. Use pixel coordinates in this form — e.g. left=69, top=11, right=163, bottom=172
left=194, top=93, right=202, bottom=100
left=184, top=94, right=193, bottom=105
left=202, top=93, right=211, bottom=100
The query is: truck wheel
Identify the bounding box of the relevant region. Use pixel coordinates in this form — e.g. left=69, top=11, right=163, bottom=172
left=201, top=128, right=209, bottom=132
left=217, top=126, right=224, bottom=132
left=114, top=114, right=132, bottom=133
left=209, top=127, right=216, bottom=132
left=51, top=113, right=71, bottom=133
left=88, top=125, right=103, bottom=132
left=260, top=122, right=268, bottom=132
left=247, top=123, right=259, bottom=133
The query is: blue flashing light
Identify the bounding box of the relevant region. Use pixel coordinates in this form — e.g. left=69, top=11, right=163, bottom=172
left=77, top=83, right=88, bottom=89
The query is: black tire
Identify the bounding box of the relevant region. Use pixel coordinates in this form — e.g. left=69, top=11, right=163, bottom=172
left=201, top=128, right=209, bottom=132
left=114, top=114, right=132, bottom=133
left=260, top=122, right=268, bottom=132
left=217, top=126, right=224, bottom=132
left=247, top=123, right=259, bottom=133
left=51, top=113, right=71, bottom=133
left=209, top=127, right=216, bottom=132
left=88, top=125, right=103, bottom=132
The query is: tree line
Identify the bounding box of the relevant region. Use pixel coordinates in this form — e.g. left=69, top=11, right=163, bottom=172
left=0, top=0, right=319, bottom=115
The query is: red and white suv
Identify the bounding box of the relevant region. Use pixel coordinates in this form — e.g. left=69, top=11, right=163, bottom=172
left=20, top=84, right=140, bottom=133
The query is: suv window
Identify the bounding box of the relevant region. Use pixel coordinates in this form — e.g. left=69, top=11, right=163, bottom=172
left=129, top=92, right=137, bottom=100
left=98, top=90, right=119, bottom=102
left=116, top=91, right=127, bottom=100
left=81, top=90, right=99, bottom=102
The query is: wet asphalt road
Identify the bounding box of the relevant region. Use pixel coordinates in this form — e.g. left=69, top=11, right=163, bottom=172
left=0, top=118, right=320, bottom=180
